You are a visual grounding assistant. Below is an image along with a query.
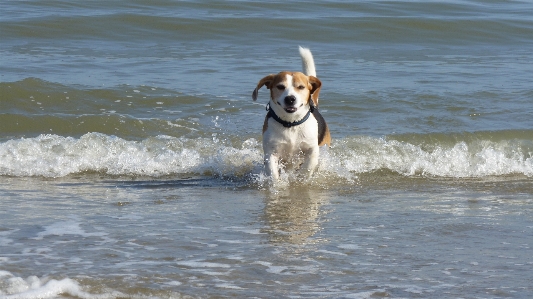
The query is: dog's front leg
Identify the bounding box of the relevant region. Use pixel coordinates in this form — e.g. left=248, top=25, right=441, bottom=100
left=264, top=154, right=280, bottom=180
left=300, top=146, right=319, bottom=178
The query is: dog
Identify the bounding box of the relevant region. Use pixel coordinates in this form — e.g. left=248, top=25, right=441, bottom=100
left=252, top=46, right=331, bottom=180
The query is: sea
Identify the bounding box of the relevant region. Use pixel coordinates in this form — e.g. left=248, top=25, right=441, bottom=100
left=1, top=1, right=533, bottom=298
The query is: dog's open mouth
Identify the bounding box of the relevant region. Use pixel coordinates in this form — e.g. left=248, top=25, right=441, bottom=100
left=284, top=107, right=297, bottom=113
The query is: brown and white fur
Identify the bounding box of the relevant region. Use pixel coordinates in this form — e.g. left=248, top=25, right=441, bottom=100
left=252, top=47, right=331, bottom=180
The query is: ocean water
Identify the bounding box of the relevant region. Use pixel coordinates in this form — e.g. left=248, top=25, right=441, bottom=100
left=1, top=1, right=533, bottom=298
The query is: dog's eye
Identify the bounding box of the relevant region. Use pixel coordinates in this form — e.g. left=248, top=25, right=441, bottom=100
left=297, top=85, right=305, bottom=90
left=276, top=85, right=286, bottom=90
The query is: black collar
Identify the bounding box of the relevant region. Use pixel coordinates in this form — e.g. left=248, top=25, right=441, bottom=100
left=266, top=103, right=315, bottom=128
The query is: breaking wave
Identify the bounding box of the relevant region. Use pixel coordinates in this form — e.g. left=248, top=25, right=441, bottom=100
left=1, top=132, right=532, bottom=180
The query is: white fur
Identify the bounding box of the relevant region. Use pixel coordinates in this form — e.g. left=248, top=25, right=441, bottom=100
left=299, top=46, right=316, bottom=77
left=263, top=115, right=320, bottom=180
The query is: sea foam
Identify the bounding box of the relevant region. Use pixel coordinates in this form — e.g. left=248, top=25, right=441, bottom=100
left=334, top=136, right=533, bottom=177
left=1, top=133, right=532, bottom=179
left=0, top=133, right=261, bottom=178
left=0, top=272, right=123, bottom=299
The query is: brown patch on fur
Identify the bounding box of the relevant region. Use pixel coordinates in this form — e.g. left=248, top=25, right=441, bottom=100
left=252, top=72, right=321, bottom=107
left=262, top=114, right=269, bottom=134
left=319, top=127, right=331, bottom=146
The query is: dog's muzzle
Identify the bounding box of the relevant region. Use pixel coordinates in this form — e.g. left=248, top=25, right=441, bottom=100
left=284, top=96, right=297, bottom=113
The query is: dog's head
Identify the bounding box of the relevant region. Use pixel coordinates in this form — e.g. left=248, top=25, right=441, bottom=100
left=252, top=72, right=322, bottom=116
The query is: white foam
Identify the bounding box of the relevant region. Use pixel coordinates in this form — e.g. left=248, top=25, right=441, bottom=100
left=0, top=272, right=123, bottom=299
left=316, top=249, right=347, bottom=256
left=164, top=281, right=182, bottom=286
left=217, top=239, right=244, bottom=244
left=0, top=133, right=261, bottom=178
left=1, top=133, right=532, bottom=179
left=34, top=219, right=107, bottom=240
left=176, top=260, right=231, bottom=268
left=215, top=283, right=244, bottom=290
left=253, top=261, right=288, bottom=274
left=344, top=290, right=389, bottom=299
left=265, top=265, right=288, bottom=274
left=333, top=136, right=533, bottom=178
left=224, top=227, right=263, bottom=235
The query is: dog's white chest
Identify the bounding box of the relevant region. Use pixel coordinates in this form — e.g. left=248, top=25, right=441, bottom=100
left=263, top=117, right=318, bottom=157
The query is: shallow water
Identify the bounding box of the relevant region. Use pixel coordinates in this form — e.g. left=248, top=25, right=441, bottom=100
left=1, top=176, right=532, bottom=298
left=1, top=0, right=533, bottom=298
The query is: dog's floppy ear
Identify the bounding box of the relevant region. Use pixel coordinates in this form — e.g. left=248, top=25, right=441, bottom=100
left=252, top=74, right=275, bottom=101
left=308, top=76, right=322, bottom=107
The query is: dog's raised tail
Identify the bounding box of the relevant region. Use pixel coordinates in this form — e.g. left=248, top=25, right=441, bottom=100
left=298, top=46, right=316, bottom=77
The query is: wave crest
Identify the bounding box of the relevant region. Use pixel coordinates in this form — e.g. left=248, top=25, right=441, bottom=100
left=1, top=133, right=532, bottom=179
left=336, top=136, right=533, bottom=177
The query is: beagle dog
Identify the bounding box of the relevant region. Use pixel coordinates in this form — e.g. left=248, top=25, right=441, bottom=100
left=252, top=47, right=331, bottom=180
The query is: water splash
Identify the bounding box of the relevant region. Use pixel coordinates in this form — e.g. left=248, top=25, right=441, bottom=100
left=1, top=133, right=532, bottom=180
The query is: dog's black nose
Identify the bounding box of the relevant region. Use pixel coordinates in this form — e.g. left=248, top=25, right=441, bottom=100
left=284, top=95, right=296, bottom=106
